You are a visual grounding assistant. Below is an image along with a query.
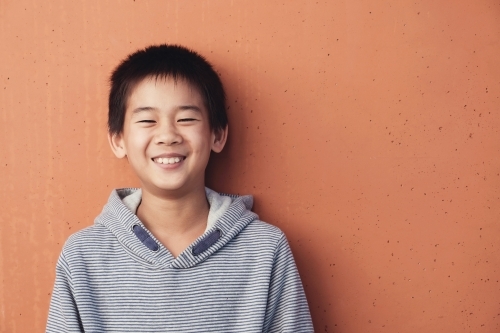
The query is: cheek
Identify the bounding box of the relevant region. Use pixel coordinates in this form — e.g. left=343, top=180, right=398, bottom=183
left=198, top=133, right=214, bottom=155
left=124, top=131, right=150, bottom=155
left=186, top=126, right=212, bottom=151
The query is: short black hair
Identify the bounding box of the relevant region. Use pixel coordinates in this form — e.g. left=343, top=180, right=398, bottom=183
left=108, top=44, right=227, bottom=135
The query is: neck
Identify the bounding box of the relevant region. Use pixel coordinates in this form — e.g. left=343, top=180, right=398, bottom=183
left=137, top=186, right=209, bottom=235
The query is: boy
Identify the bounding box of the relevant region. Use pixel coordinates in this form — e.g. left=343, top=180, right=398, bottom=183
left=46, top=45, right=313, bottom=332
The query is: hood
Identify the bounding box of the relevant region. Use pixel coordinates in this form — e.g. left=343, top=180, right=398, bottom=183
left=94, top=188, right=258, bottom=270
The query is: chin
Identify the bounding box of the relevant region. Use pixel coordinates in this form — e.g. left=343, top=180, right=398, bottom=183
left=151, top=179, right=197, bottom=193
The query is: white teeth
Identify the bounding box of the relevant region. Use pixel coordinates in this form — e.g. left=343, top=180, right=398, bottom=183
left=154, top=157, right=183, bottom=164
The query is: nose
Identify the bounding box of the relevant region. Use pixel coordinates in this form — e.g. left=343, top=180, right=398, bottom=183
left=154, top=119, right=182, bottom=145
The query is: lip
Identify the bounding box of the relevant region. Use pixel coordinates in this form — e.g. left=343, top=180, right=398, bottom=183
left=151, top=153, right=186, bottom=159
left=151, top=153, right=186, bottom=170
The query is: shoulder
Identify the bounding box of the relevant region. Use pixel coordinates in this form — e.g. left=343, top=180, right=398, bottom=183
left=60, top=224, right=115, bottom=260
left=65, top=224, right=112, bottom=247
left=246, top=219, right=284, bottom=237
left=238, top=219, right=288, bottom=250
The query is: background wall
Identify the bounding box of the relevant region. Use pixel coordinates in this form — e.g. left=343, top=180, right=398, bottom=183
left=1, top=0, right=499, bottom=332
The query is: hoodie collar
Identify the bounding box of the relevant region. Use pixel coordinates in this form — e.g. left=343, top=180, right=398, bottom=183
left=121, top=188, right=233, bottom=233
left=95, top=188, right=257, bottom=270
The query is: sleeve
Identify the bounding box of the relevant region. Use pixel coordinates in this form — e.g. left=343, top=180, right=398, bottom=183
left=263, top=233, right=314, bottom=333
left=46, top=251, right=84, bottom=333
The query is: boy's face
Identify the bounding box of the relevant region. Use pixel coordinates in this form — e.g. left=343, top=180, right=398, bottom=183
left=108, top=76, right=227, bottom=196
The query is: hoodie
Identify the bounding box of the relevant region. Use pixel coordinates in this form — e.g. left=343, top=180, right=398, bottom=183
left=46, top=188, right=313, bottom=332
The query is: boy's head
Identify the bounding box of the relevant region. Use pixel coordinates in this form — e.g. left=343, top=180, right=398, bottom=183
left=107, top=45, right=228, bottom=193
left=108, top=44, right=228, bottom=136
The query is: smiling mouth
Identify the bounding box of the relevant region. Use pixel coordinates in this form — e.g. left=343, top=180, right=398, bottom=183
left=152, top=157, right=186, bottom=165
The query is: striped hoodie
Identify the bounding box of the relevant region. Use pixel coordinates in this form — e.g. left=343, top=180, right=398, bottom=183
left=46, top=188, right=314, bottom=332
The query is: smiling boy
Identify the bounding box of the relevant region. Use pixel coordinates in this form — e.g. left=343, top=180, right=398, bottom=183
left=46, top=45, right=313, bottom=332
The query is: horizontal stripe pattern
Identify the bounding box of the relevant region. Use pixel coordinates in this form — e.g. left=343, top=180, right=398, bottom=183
left=46, top=189, right=313, bottom=332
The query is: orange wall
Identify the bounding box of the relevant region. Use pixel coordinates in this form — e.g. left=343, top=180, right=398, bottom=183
left=1, top=1, right=499, bottom=332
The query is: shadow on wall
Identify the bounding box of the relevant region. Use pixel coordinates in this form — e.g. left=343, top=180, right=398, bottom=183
left=205, top=58, right=372, bottom=331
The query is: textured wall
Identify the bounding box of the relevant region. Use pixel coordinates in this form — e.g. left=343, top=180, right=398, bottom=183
left=1, top=0, right=499, bottom=332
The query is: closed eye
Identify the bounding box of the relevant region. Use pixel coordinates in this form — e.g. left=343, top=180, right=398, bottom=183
left=178, top=118, right=198, bottom=122
left=137, top=120, right=156, bottom=123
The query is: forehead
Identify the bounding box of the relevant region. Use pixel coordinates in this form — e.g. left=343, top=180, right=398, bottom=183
left=126, top=76, right=205, bottom=111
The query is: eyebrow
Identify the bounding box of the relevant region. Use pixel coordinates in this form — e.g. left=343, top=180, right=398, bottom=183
left=131, top=105, right=202, bottom=114
left=132, top=106, right=157, bottom=114
left=178, top=105, right=202, bottom=112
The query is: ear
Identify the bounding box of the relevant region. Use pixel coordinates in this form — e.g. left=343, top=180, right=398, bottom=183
left=107, top=132, right=127, bottom=158
left=210, top=125, right=228, bottom=153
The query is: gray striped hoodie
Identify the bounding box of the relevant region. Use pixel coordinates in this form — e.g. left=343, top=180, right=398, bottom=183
left=46, top=188, right=314, bottom=332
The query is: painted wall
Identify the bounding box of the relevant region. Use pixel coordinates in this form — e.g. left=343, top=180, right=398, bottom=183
left=1, top=0, right=499, bottom=332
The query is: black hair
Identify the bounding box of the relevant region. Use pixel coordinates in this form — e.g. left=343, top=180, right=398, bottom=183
left=108, top=44, right=227, bottom=135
